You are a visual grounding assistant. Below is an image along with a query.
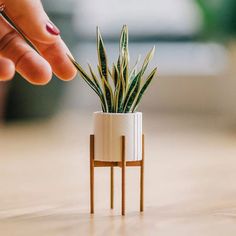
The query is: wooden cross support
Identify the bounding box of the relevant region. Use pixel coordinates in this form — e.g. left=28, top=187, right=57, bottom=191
left=90, top=134, right=145, bottom=216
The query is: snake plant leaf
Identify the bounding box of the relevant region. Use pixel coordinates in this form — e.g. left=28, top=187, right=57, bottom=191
left=101, top=76, right=113, bottom=112
left=120, top=62, right=126, bottom=95
left=129, top=55, right=141, bottom=81
left=97, top=65, right=103, bottom=78
left=117, top=79, right=124, bottom=113
left=70, top=26, right=157, bottom=113
left=88, top=64, right=107, bottom=111
left=122, top=51, right=129, bottom=90
left=68, top=55, right=100, bottom=96
left=112, top=63, right=119, bottom=88
left=117, top=56, right=121, bottom=72
left=123, top=70, right=141, bottom=109
left=88, top=64, right=102, bottom=92
left=113, top=64, right=120, bottom=112
left=115, top=55, right=127, bottom=112
left=140, top=46, right=155, bottom=76
left=120, top=25, right=129, bottom=58
left=114, top=79, right=121, bottom=112
left=123, top=75, right=141, bottom=112
left=132, top=67, right=157, bottom=112
left=97, top=27, right=108, bottom=80
left=116, top=67, right=125, bottom=113
left=108, top=68, right=113, bottom=78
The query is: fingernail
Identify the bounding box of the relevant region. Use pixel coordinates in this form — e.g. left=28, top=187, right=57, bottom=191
left=46, top=22, right=60, bottom=36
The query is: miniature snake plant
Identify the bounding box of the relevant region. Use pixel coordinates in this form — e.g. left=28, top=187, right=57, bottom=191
left=69, top=25, right=157, bottom=113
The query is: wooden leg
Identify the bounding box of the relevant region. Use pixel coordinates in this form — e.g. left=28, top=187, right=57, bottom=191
left=140, top=134, right=144, bottom=212
left=121, top=136, right=126, bottom=216
left=90, top=135, right=95, bottom=214
left=110, top=166, right=114, bottom=209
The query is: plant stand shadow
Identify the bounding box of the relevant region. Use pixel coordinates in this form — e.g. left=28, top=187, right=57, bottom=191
left=90, top=134, right=145, bottom=215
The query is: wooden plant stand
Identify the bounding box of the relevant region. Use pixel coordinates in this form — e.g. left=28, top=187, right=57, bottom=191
left=90, top=134, right=145, bottom=215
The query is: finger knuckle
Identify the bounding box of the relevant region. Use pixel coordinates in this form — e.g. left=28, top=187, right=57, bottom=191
left=0, top=30, right=18, bottom=52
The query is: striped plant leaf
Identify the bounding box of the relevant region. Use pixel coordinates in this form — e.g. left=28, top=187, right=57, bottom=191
left=108, top=69, right=112, bottom=78
left=120, top=25, right=129, bottom=57
left=69, top=26, right=157, bottom=113
left=117, top=79, right=124, bottom=113
left=140, top=46, right=155, bottom=76
left=116, top=62, right=126, bottom=113
left=88, top=64, right=102, bottom=91
left=122, top=51, right=129, bottom=90
left=132, top=67, right=157, bottom=112
left=97, top=65, right=103, bottom=78
left=120, top=61, right=126, bottom=92
left=97, top=65, right=110, bottom=109
left=123, top=76, right=141, bottom=112
left=68, top=56, right=100, bottom=96
left=101, top=76, right=113, bottom=112
left=129, top=55, right=141, bottom=82
left=114, top=79, right=121, bottom=112
left=97, top=27, right=108, bottom=80
left=123, top=71, right=141, bottom=109
left=88, top=64, right=107, bottom=112
left=117, top=56, right=121, bottom=72
left=111, top=64, right=120, bottom=90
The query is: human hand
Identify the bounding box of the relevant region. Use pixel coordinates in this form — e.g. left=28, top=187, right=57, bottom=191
left=0, top=0, right=77, bottom=84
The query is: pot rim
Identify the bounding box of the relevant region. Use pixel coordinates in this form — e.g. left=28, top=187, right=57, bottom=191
left=94, top=111, right=142, bottom=116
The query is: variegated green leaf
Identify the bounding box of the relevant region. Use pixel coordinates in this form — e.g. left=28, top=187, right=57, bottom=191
left=112, top=63, right=119, bottom=88
left=88, top=64, right=107, bottom=112
left=123, top=76, right=141, bottom=112
left=117, top=56, right=121, bottom=72
left=68, top=55, right=100, bottom=96
left=140, top=46, right=155, bottom=76
left=114, top=79, right=120, bottom=112
left=132, top=67, right=157, bottom=112
left=122, top=51, right=129, bottom=90
left=117, top=79, right=123, bottom=113
left=97, top=65, right=103, bottom=78
left=123, top=71, right=141, bottom=108
left=120, top=62, right=126, bottom=95
left=129, top=55, right=141, bottom=81
left=69, top=26, right=157, bottom=114
left=101, top=76, right=113, bottom=112
left=88, top=64, right=102, bottom=91
left=120, top=25, right=129, bottom=57
left=97, top=27, right=108, bottom=80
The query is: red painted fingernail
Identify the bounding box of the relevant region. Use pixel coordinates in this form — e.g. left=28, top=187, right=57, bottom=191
left=46, top=22, right=60, bottom=35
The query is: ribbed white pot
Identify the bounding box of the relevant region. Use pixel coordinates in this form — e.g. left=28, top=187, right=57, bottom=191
left=93, top=112, right=142, bottom=162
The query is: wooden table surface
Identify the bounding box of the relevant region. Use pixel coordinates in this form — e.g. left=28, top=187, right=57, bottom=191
left=0, top=112, right=236, bottom=236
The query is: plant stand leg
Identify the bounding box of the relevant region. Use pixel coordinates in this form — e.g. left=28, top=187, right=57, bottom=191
left=140, top=134, right=144, bottom=212
left=110, top=166, right=114, bottom=209
left=90, top=135, right=95, bottom=214
left=121, top=135, right=126, bottom=216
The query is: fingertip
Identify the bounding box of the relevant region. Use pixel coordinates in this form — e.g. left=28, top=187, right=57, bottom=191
left=39, top=39, right=78, bottom=81
left=57, top=62, right=77, bottom=81
left=0, top=58, right=15, bottom=81
left=17, top=51, right=52, bottom=85
left=27, top=59, right=52, bottom=85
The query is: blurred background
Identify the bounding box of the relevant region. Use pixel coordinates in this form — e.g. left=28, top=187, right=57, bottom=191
left=1, top=0, right=236, bottom=235
left=1, top=0, right=236, bottom=119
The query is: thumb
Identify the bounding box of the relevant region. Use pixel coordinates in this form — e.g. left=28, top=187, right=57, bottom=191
left=4, top=0, right=60, bottom=44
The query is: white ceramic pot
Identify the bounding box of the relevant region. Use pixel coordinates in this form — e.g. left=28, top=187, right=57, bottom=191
left=93, top=112, right=142, bottom=162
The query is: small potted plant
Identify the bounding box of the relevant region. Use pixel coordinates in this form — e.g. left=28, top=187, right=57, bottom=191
left=69, top=25, right=157, bottom=162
